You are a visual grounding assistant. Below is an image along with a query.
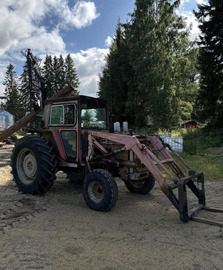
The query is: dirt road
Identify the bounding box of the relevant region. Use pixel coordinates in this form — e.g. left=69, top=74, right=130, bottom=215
left=0, top=144, right=223, bottom=270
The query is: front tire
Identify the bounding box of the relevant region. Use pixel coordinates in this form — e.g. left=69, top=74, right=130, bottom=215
left=124, top=173, right=155, bottom=194
left=83, top=169, right=118, bottom=211
left=11, top=135, right=57, bottom=194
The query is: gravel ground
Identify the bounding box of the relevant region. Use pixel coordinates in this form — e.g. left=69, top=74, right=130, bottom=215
left=0, top=144, right=223, bottom=270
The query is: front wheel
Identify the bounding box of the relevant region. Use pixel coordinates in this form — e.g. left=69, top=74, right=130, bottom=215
left=124, top=173, right=155, bottom=194
left=83, top=169, right=118, bottom=211
left=11, top=135, right=57, bottom=194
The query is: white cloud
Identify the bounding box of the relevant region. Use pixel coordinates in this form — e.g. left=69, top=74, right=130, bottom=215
left=0, top=0, right=100, bottom=96
left=71, top=48, right=109, bottom=97
left=0, top=64, right=6, bottom=95
left=60, top=1, right=100, bottom=29
left=0, top=0, right=99, bottom=57
left=0, top=61, right=11, bottom=96
left=181, top=0, right=190, bottom=4
left=0, top=84, right=5, bottom=96
left=178, top=0, right=205, bottom=40
left=0, top=4, right=34, bottom=56
left=196, top=0, right=207, bottom=5
left=105, top=36, right=113, bottom=47
left=16, top=28, right=65, bottom=53
left=184, top=11, right=200, bottom=40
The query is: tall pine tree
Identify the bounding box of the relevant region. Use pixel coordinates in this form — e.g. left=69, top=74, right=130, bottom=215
left=194, top=0, right=223, bottom=127
left=99, top=0, right=197, bottom=130
left=43, top=54, right=79, bottom=97
left=19, top=54, right=43, bottom=113
left=125, top=0, right=194, bottom=129
left=4, top=52, right=80, bottom=121
left=43, top=55, right=54, bottom=98
left=98, top=22, right=132, bottom=124
left=65, top=54, right=80, bottom=95
left=3, top=64, right=21, bottom=121
left=19, top=60, right=32, bottom=114
left=52, top=56, right=62, bottom=94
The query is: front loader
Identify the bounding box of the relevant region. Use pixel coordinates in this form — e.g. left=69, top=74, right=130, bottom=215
left=3, top=50, right=223, bottom=226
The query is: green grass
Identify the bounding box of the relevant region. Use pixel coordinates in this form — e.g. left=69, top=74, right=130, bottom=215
left=139, top=127, right=223, bottom=181
left=182, top=128, right=223, bottom=155
left=174, top=128, right=223, bottom=180
left=180, top=153, right=223, bottom=181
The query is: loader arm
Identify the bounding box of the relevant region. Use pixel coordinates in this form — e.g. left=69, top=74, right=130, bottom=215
left=87, top=132, right=179, bottom=184
left=86, top=131, right=223, bottom=226
left=86, top=131, right=180, bottom=203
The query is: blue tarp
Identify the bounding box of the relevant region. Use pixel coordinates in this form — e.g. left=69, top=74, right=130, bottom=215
left=0, top=110, right=13, bottom=116
left=0, top=110, right=14, bottom=129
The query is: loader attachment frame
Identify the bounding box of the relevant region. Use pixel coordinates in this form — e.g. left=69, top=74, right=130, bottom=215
left=86, top=131, right=223, bottom=226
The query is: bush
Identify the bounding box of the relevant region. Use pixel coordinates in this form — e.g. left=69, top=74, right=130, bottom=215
left=183, top=128, right=223, bottom=155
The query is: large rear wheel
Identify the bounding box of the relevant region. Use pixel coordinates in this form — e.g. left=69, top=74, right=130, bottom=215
left=124, top=173, right=155, bottom=194
left=83, top=169, right=118, bottom=211
left=11, top=135, right=57, bottom=194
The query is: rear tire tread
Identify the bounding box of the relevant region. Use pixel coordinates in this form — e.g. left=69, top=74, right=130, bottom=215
left=11, top=135, right=57, bottom=195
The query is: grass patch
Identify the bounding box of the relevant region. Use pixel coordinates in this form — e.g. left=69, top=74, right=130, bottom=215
left=183, top=128, right=223, bottom=155
left=139, top=127, right=223, bottom=180
left=176, top=128, right=223, bottom=180
left=180, top=153, right=223, bottom=181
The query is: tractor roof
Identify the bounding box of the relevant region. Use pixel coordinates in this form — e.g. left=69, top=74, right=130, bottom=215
left=44, top=95, right=107, bottom=105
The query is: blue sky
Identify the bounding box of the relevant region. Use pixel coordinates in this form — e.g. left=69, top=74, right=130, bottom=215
left=0, top=0, right=206, bottom=98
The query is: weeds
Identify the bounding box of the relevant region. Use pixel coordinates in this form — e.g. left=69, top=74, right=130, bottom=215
left=180, top=153, right=223, bottom=181
left=183, top=128, right=223, bottom=155
left=139, top=127, right=223, bottom=180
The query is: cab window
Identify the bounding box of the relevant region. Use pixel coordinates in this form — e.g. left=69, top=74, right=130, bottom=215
left=49, top=104, right=76, bottom=126
left=81, top=100, right=107, bottom=130
left=61, top=130, right=77, bottom=159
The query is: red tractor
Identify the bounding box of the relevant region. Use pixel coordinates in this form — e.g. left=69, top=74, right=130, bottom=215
left=2, top=50, right=222, bottom=226
left=11, top=94, right=155, bottom=212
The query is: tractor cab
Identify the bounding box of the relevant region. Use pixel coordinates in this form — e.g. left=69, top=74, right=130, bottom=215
left=42, top=95, right=108, bottom=130
left=40, top=95, right=109, bottom=166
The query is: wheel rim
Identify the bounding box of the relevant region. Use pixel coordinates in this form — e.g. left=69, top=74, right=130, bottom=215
left=129, top=179, right=145, bottom=189
left=17, top=148, right=37, bottom=184
left=88, top=181, right=104, bottom=203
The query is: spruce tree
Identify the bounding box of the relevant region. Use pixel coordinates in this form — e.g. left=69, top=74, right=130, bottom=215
left=65, top=54, right=80, bottom=95
left=194, top=0, right=223, bottom=127
left=126, top=0, right=193, bottom=129
left=3, top=64, right=21, bottom=121
left=52, top=56, right=61, bottom=94
left=19, top=61, right=32, bottom=114
left=45, top=54, right=79, bottom=96
left=58, top=55, right=66, bottom=90
left=43, top=55, right=54, bottom=98
left=19, top=54, right=43, bottom=112
left=99, top=0, right=197, bottom=130
left=98, top=22, right=132, bottom=124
